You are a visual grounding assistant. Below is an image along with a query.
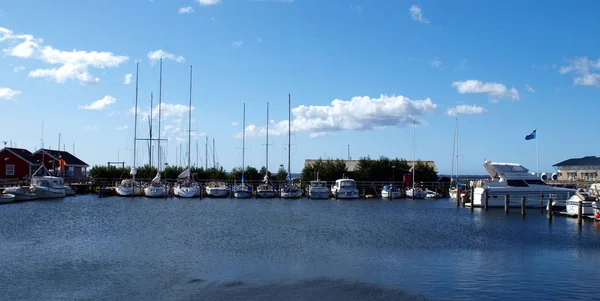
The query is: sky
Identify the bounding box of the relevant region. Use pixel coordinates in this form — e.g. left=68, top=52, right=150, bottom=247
left=1, top=0, right=599, bottom=175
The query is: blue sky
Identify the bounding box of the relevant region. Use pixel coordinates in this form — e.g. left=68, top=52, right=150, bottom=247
left=1, top=0, right=599, bottom=175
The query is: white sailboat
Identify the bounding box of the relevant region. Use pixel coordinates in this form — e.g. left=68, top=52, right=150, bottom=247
left=280, top=94, right=303, bottom=199
left=406, top=121, right=426, bottom=199
left=174, top=66, right=200, bottom=198
left=144, top=58, right=166, bottom=198
left=449, top=118, right=465, bottom=200
left=257, top=102, right=276, bottom=198
left=234, top=103, right=253, bottom=198
left=116, top=63, right=142, bottom=197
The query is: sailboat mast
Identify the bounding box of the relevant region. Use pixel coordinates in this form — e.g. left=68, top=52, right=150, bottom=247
left=242, top=103, right=246, bottom=182
left=188, top=65, right=192, bottom=173
left=412, top=121, right=415, bottom=190
left=205, top=137, right=208, bottom=170
left=266, top=101, right=269, bottom=174
left=158, top=58, right=163, bottom=172
left=133, top=63, right=139, bottom=171
left=149, top=93, right=153, bottom=168
left=456, top=119, right=459, bottom=179
left=288, top=94, right=291, bottom=178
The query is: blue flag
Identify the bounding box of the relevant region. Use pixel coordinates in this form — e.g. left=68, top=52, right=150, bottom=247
left=525, top=129, right=536, bottom=140
left=287, top=173, right=292, bottom=181
left=241, top=175, right=245, bottom=183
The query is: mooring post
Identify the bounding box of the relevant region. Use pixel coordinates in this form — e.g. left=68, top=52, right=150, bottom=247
left=456, top=188, right=460, bottom=207
left=505, top=194, right=509, bottom=214
left=484, top=191, right=489, bottom=211
left=547, top=196, right=553, bottom=220
left=521, top=196, right=526, bottom=216
left=470, top=186, right=474, bottom=211
left=540, top=193, right=544, bottom=214
left=577, top=200, right=583, bottom=224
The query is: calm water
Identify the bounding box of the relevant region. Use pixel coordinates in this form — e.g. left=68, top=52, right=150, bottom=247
left=1, top=196, right=600, bottom=300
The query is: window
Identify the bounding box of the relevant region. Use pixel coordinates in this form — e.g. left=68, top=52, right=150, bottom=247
left=525, top=180, right=547, bottom=185
left=567, top=172, right=577, bottom=181
left=507, top=180, right=529, bottom=187
left=592, top=173, right=598, bottom=181
left=5, top=164, right=15, bottom=176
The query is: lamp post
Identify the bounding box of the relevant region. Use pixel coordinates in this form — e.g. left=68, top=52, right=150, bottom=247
left=392, top=165, right=396, bottom=184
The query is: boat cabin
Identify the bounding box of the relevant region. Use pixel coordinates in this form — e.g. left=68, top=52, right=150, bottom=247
left=32, top=176, right=64, bottom=188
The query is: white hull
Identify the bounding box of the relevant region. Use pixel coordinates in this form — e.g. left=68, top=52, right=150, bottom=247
left=234, top=191, right=253, bottom=198
left=333, top=190, right=359, bottom=199
left=449, top=191, right=466, bottom=200
left=257, top=190, right=276, bottom=198
left=280, top=190, right=303, bottom=199
left=381, top=191, right=402, bottom=199
left=206, top=187, right=230, bottom=198
left=471, top=187, right=574, bottom=208
left=115, top=186, right=143, bottom=197
left=174, top=186, right=200, bottom=198
left=144, top=186, right=166, bottom=198
left=406, top=189, right=426, bottom=199
left=31, top=186, right=65, bottom=199
left=309, top=190, right=330, bottom=199
left=0, top=194, right=16, bottom=204
left=2, top=187, right=37, bottom=201
left=566, top=199, right=596, bottom=215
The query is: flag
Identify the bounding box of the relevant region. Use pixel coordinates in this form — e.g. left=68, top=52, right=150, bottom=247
left=241, top=175, right=245, bottom=183
left=525, top=129, right=536, bottom=140
left=287, top=173, right=292, bottom=181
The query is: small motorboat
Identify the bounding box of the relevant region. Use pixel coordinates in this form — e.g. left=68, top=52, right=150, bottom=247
left=2, top=186, right=37, bottom=201
left=0, top=193, right=16, bottom=204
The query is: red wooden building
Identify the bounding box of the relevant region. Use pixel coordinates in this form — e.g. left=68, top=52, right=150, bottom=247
left=32, top=149, right=89, bottom=178
left=0, top=147, right=42, bottom=180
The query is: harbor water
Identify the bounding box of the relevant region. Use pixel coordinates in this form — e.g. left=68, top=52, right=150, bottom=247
left=1, top=195, right=599, bottom=300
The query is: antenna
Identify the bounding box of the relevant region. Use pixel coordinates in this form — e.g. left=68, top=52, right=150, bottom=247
left=347, top=144, right=351, bottom=160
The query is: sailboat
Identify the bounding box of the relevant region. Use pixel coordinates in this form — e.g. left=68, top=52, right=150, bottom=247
left=144, top=58, right=167, bottom=198
left=256, top=102, right=276, bottom=198
left=405, top=121, right=426, bottom=199
left=280, top=94, right=303, bottom=199
left=234, top=103, right=253, bottom=198
left=449, top=119, right=465, bottom=200
left=174, top=66, right=200, bottom=198
left=116, top=62, right=142, bottom=197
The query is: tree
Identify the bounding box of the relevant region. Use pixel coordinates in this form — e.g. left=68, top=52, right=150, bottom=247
left=274, top=165, right=288, bottom=182
left=302, top=158, right=348, bottom=182
left=244, top=166, right=261, bottom=182
left=413, top=160, right=438, bottom=182
left=352, top=156, right=410, bottom=182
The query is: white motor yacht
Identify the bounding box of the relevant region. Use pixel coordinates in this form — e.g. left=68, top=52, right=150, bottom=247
left=205, top=181, right=230, bottom=198
left=30, top=176, right=66, bottom=199
left=406, top=187, right=427, bottom=199
left=331, top=178, right=359, bottom=199
left=308, top=180, right=330, bottom=199
left=566, top=189, right=597, bottom=215
left=471, top=161, right=575, bottom=208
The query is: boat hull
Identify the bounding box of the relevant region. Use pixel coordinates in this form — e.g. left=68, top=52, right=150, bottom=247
left=174, top=186, right=200, bottom=198
left=566, top=196, right=597, bottom=215
left=31, top=186, right=65, bottom=199
left=115, top=186, right=143, bottom=197
left=144, top=186, right=166, bottom=198
left=405, top=190, right=426, bottom=199
left=381, top=191, right=402, bottom=199
left=2, top=187, right=37, bottom=201
left=206, top=188, right=230, bottom=198
left=471, top=187, right=574, bottom=208
left=0, top=194, right=16, bottom=204
left=280, top=190, right=303, bottom=199
left=333, top=189, right=359, bottom=199
left=309, top=190, right=330, bottom=199
left=257, top=190, right=276, bottom=198
left=234, top=191, right=253, bottom=198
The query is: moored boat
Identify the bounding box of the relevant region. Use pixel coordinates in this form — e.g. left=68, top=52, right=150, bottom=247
left=257, top=176, right=277, bottom=198
left=2, top=186, right=37, bottom=201
left=331, top=178, right=359, bottom=199
left=308, top=180, right=330, bottom=199
left=566, top=189, right=597, bottom=215
left=205, top=181, right=230, bottom=198
left=406, top=187, right=427, bottom=199
left=0, top=193, right=16, bottom=204
left=381, top=185, right=402, bottom=199
left=115, top=178, right=143, bottom=197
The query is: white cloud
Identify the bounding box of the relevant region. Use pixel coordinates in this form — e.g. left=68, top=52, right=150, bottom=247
left=232, top=121, right=239, bottom=126
left=84, top=125, right=99, bottom=132
left=129, top=103, right=194, bottom=120
left=560, top=57, right=600, bottom=88
left=257, top=37, right=263, bottom=43
left=0, top=87, right=21, bottom=100
left=78, top=95, right=117, bottom=110
left=429, top=58, right=442, bottom=68
left=489, top=99, right=499, bottom=104
left=116, top=125, right=128, bottom=130
left=409, top=5, right=429, bottom=24
left=232, top=40, right=243, bottom=48
left=147, top=49, right=185, bottom=63
left=13, top=66, right=25, bottom=72
left=237, top=94, right=437, bottom=138
left=124, top=73, right=133, bottom=84
left=452, top=80, right=520, bottom=100
left=447, top=104, right=488, bottom=116
left=0, top=27, right=128, bottom=85
left=196, top=0, right=221, bottom=6
left=525, top=84, right=535, bottom=92
left=178, top=6, right=194, bottom=14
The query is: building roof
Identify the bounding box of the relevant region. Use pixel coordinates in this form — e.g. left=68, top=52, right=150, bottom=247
left=0, top=147, right=41, bottom=165
left=304, top=159, right=438, bottom=172
left=553, top=156, right=600, bottom=167
left=33, top=149, right=89, bottom=167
